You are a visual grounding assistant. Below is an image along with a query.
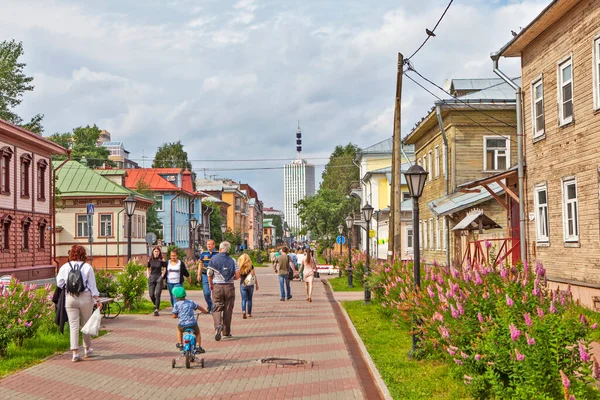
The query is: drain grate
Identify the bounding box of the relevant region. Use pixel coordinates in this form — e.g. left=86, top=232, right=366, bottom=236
left=260, top=357, right=312, bottom=367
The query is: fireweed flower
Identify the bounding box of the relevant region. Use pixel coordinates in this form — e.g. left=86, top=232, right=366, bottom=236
left=474, top=354, right=481, bottom=361
left=506, top=295, right=514, bottom=307
left=427, top=286, right=435, bottom=299
left=477, top=312, right=484, bottom=324
left=453, top=358, right=463, bottom=365
left=550, top=301, right=557, bottom=314
left=514, top=348, right=525, bottom=361
left=592, top=323, right=598, bottom=330
left=537, top=307, right=545, bottom=318
left=509, top=324, right=521, bottom=341
left=593, top=357, right=600, bottom=379
left=463, top=375, right=473, bottom=384
left=433, top=312, right=444, bottom=322
left=451, top=305, right=459, bottom=319
left=456, top=302, right=464, bottom=315
left=484, top=239, right=492, bottom=249
left=438, top=326, right=450, bottom=338
left=579, top=342, right=590, bottom=362
left=447, top=347, right=456, bottom=356
left=461, top=352, right=469, bottom=359
left=523, top=313, right=532, bottom=326
left=526, top=333, right=535, bottom=346
left=560, top=370, right=570, bottom=389
left=474, top=271, right=483, bottom=285
left=500, top=267, right=508, bottom=278
left=580, top=314, right=588, bottom=325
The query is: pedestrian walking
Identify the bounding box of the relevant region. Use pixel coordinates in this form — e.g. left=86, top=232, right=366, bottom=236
left=163, top=249, right=191, bottom=307
left=274, top=247, right=296, bottom=301
left=269, top=249, right=277, bottom=267
left=302, top=249, right=317, bottom=302
left=296, top=249, right=306, bottom=281
left=289, top=250, right=298, bottom=281
left=197, top=239, right=218, bottom=313
left=207, top=241, right=240, bottom=340
left=147, top=246, right=167, bottom=316
left=56, top=245, right=102, bottom=362
left=238, top=253, right=258, bottom=319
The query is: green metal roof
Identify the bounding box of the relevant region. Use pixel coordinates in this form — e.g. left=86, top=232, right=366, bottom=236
left=53, top=161, right=151, bottom=201
left=96, top=169, right=127, bottom=176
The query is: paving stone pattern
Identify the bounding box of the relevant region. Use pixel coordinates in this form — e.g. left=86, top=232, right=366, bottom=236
left=0, top=268, right=372, bottom=399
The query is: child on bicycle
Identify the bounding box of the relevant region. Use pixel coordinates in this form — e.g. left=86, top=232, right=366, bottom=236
left=172, top=286, right=208, bottom=353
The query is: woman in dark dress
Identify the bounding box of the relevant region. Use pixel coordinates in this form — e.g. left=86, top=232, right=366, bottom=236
left=147, top=246, right=167, bottom=316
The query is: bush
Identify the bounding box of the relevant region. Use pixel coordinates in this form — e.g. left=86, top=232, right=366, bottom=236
left=167, top=245, right=186, bottom=260
left=116, top=261, right=147, bottom=310
left=372, top=259, right=600, bottom=399
left=0, top=278, right=53, bottom=355
left=95, top=269, right=118, bottom=297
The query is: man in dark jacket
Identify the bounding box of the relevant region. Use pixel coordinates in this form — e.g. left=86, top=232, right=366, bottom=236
left=207, top=241, right=240, bottom=341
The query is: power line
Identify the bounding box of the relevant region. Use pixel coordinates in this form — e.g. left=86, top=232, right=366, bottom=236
left=406, top=0, right=454, bottom=61
left=127, top=156, right=332, bottom=163
left=404, top=72, right=517, bottom=145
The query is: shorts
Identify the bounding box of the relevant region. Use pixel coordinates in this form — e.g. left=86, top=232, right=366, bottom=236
left=178, top=323, right=200, bottom=335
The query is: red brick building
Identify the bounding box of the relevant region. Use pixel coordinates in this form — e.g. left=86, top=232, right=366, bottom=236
left=0, top=119, right=67, bottom=280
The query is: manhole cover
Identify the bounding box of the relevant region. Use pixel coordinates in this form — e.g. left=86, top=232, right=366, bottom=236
left=260, top=358, right=312, bottom=367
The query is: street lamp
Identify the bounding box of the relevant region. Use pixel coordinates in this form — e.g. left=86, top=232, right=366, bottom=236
left=338, top=224, right=344, bottom=277
left=190, top=217, right=198, bottom=256
left=345, top=215, right=354, bottom=287
left=362, top=203, right=374, bottom=305
left=404, top=164, right=428, bottom=356
left=124, top=193, right=137, bottom=262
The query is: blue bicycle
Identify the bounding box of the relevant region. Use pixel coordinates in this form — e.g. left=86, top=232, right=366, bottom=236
left=172, top=313, right=205, bottom=369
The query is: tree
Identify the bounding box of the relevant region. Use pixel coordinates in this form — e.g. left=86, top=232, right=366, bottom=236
left=320, top=143, right=360, bottom=197
left=271, top=215, right=284, bottom=242
left=134, top=180, right=163, bottom=239
left=153, top=141, right=196, bottom=190
left=47, top=125, right=113, bottom=167
left=0, top=40, right=44, bottom=133
left=204, top=201, right=224, bottom=244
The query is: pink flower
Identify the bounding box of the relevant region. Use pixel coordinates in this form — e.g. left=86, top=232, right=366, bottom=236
left=509, top=324, right=521, bottom=341
left=438, top=326, right=450, bottom=338
left=550, top=301, right=557, bottom=314
left=560, top=370, right=570, bottom=389
left=432, top=312, right=444, bottom=322
left=461, top=351, right=469, bottom=359
left=427, top=286, right=435, bottom=299
left=580, top=314, right=588, bottom=325
left=474, top=271, right=483, bottom=285
left=450, top=267, right=460, bottom=279
left=593, top=357, right=600, bottom=379
left=592, top=323, right=598, bottom=330
left=484, top=239, right=492, bottom=249
left=537, top=307, right=545, bottom=318
left=463, top=375, right=473, bottom=385
left=477, top=312, right=484, bottom=324
left=456, top=302, right=464, bottom=315
left=523, top=313, right=532, bottom=326
left=447, top=347, right=456, bottom=356
left=500, top=267, right=508, bottom=278
left=451, top=305, right=459, bottom=319
left=453, top=358, right=463, bottom=365
left=526, top=333, right=535, bottom=346
left=7, top=323, right=11, bottom=329
left=506, top=295, right=514, bottom=307
left=474, top=354, right=481, bottom=361
left=579, top=342, right=590, bottom=362
left=514, top=348, right=525, bottom=361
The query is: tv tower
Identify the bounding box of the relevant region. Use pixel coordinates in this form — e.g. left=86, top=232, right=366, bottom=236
left=296, top=121, right=302, bottom=159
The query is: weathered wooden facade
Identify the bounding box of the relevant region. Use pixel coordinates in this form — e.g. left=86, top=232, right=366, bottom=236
left=404, top=80, right=518, bottom=265
left=498, top=0, right=600, bottom=306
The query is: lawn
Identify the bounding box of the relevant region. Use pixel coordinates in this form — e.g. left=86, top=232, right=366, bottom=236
left=342, top=300, right=470, bottom=400
left=118, top=299, right=172, bottom=314
left=328, top=276, right=364, bottom=292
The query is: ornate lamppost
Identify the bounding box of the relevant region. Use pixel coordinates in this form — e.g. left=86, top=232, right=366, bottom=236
left=345, top=215, right=354, bottom=288
left=124, top=193, right=137, bottom=262
left=362, top=203, right=374, bottom=304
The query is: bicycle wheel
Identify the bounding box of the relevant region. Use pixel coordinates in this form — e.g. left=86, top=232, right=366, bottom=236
left=102, top=302, right=122, bottom=319
left=185, top=351, right=191, bottom=369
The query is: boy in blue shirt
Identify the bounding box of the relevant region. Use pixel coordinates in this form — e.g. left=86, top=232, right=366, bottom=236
left=172, top=287, right=208, bottom=353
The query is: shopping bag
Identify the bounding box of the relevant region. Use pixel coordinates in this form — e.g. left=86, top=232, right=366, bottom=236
left=81, top=307, right=102, bottom=336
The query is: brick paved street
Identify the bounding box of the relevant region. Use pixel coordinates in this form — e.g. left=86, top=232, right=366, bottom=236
left=0, top=268, right=382, bottom=399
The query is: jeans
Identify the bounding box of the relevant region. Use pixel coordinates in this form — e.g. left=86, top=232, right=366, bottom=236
left=201, top=274, right=214, bottom=311
left=148, top=274, right=163, bottom=310
left=279, top=275, right=291, bottom=299
left=212, top=283, right=235, bottom=335
left=240, top=284, right=254, bottom=314
left=167, top=282, right=182, bottom=307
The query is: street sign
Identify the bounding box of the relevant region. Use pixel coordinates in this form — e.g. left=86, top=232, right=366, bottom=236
left=336, top=235, right=346, bottom=245
left=86, top=203, right=95, bottom=215
left=369, top=229, right=376, bottom=238
left=145, top=232, right=157, bottom=245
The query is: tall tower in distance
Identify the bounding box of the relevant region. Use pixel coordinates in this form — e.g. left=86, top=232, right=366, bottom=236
left=284, top=122, right=316, bottom=236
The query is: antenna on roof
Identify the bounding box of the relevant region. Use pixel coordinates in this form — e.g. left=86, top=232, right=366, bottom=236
left=296, top=121, right=302, bottom=160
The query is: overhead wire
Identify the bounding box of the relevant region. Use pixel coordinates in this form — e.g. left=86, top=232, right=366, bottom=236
left=406, top=0, right=454, bottom=61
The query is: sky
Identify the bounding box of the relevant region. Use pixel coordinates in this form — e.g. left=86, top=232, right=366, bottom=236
left=1, top=0, right=550, bottom=211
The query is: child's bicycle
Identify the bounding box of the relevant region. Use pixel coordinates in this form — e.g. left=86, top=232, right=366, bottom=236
left=172, top=312, right=205, bottom=369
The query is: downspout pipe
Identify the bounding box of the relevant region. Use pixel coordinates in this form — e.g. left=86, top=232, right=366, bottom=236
left=435, top=105, right=451, bottom=267
left=491, top=52, right=526, bottom=263
left=170, top=190, right=182, bottom=246
left=52, top=150, right=72, bottom=272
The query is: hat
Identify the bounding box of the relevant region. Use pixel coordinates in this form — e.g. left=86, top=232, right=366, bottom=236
left=173, top=286, right=186, bottom=299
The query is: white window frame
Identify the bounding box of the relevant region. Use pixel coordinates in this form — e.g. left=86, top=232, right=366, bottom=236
left=483, top=136, right=510, bottom=171
left=155, top=195, right=164, bottom=211
left=428, top=151, right=433, bottom=181
left=557, top=56, right=574, bottom=126
left=429, top=217, right=434, bottom=250
left=442, top=144, right=447, bottom=177
left=423, top=155, right=427, bottom=175
left=436, top=218, right=441, bottom=250
left=99, top=214, right=113, bottom=237
left=434, top=146, right=440, bottom=178
left=405, top=226, right=413, bottom=252
left=593, top=37, right=600, bottom=111
left=422, top=220, right=427, bottom=249
left=561, top=177, right=579, bottom=242
left=442, top=217, right=447, bottom=251
left=534, top=184, right=549, bottom=243
left=77, top=215, right=89, bottom=238
left=531, top=77, right=545, bottom=138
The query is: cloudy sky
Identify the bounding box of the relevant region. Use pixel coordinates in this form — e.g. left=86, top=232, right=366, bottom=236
left=2, top=0, right=549, bottom=210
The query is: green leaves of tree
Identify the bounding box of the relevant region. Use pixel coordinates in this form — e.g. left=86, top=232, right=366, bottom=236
left=47, top=125, right=113, bottom=168
left=152, top=141, right=196, bottom=190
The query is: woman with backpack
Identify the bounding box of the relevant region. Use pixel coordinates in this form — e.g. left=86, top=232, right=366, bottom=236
left=56, top=245, right=102, bottom=362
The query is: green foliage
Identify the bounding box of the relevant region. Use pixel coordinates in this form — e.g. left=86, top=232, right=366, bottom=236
left=223, top=229, right=242, bottom=248
left=167, top=244, right=186, bottom=260
left=152, top=140, right=196, bottom=190
left=328, top=277, right=363, bottom=292
left=320, top=143, right=360, bottom=196
left=372, top=259, right=600, bottom=399
left=204, top=201, right=224, bottom=243
left=271, top=215, right=284, bottom=241
left=95, top=269, right=118, bottom=297
left=116, top=261, right=148, bottom=310
left=117, top=299, right=171, bottom=315
left=0, top=40, right=44, bottom=133
left=47, top=125, right=113, bottom=167
left=135, top=180, right=163, bottom=239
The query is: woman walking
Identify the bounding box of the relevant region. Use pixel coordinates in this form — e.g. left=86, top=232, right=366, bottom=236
left=163, top=249, right=191, bottom=307
left=147, top=246, right=167, bottom=316
left=238, top=253, right=258, bottom=319
left=302, top=249, right=317, bottom=302
left=56, top=245, right=102, bottom=362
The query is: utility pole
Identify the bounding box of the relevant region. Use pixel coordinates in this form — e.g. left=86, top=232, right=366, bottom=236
left=388, top=52, right=404, bottom=262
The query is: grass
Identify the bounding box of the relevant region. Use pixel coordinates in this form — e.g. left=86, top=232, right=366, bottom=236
left=328, top=277, right=364, bottom=292
left=0, top=325, right=107, bottom=378
left=317, top=254, right=327, bottom=265
left=118, top=299, right=172, bottom=314
left=342, top=300, right=470, bottom=400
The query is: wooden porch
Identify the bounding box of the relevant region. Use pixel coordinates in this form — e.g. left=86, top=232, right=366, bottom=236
left=462, top=237, right=520, bottom=267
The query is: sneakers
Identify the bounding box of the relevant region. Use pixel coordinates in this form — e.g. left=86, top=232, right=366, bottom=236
left=196, top=346, right=206, bottom=354
left=176, top=343, right=183, bottom=349
left=242, top=312, right=247, bottom=319
left=153, top=310, right=159, bottom=317
left=223, top=334, right=232, bottom=339
left=247, top=314, right=252, bottom=318
left=287, top=296, right=293, bottom=300
left=72, top=354, right=81, bottom=362
left=84, top=348, right=93, bottom=358
left=215, top=325, right=223, bottom=341
left=280, top=298, right=285, bottom=301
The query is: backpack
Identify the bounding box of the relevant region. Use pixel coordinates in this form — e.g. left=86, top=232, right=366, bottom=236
left=67, top=262, right=86, bottom=295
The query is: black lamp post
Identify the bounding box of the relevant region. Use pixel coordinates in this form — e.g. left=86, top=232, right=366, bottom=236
left=124, top=193, right=137, bottom=262
left=190, top=217, right=198, bottom=257
left=345, top=215, right=354, bottom=288
left=338, top=224, right=344, bottom=277
left=404, top=164, right=428, bottom=356
left=362, top=203, right=374, bottom=304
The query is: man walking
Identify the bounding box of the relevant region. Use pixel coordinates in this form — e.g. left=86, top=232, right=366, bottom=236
left=275, top=247, right=296, bottom=301
left=207, top=241, right=240, bottom=340
left=197, top=239, right=218, bottom=313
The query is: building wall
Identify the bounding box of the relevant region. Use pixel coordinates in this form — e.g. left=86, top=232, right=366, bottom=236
left=284, top=161, right=314, bottom=232
left=519, top=0, right=600, bottom=286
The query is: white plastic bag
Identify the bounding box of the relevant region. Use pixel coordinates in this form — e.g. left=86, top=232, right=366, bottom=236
left=81, top=307, right=102, bottom=336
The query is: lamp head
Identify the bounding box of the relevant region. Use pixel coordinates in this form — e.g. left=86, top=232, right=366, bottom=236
left=362, top=203, right=374, bottom=222
left=403, top=164, right=428, bottom=198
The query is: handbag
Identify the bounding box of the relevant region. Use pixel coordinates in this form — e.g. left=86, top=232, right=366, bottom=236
left=314, top=270, right=320, bottom=278
left=243, top=273, right=255, bottom=286
left=81, top=307, right=102, bottom=336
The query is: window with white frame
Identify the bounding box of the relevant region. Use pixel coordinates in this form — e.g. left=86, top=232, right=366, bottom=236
left=428, top=151, right=433, bottom=181
left=562, top=178, right=579, bottom=242
left=436, top=218, right=441, bottom=250
left=594, top=38, right=600, bottom=110
left=77, top=215, right=89, bottom=237
left=558, top=57, right=573, bottom=125
left=442, top=217, right=447, bottom=250
left=423, top=155, right=427, bottom=174
left=484, top=137, right=509, bottom=171
left=405, top=226, right=413, bottom=251
left=434, top=146, right=440, bottom=178
left=419, top=221, right=422, bottom=249
left=442, top=144, right=447, bottom=177
left=532, top=79, right=545, bottom=137
left=402, top=192, right=411, bottom=202
left=100, top=214, right=112, bottom=237
left=429, top=218, right=434, bottom=250
left=534, top=184, right=549, bottom=242
left=422, top=220, right=427, bottom=249
left=155, top=195, right=164, bottom=211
